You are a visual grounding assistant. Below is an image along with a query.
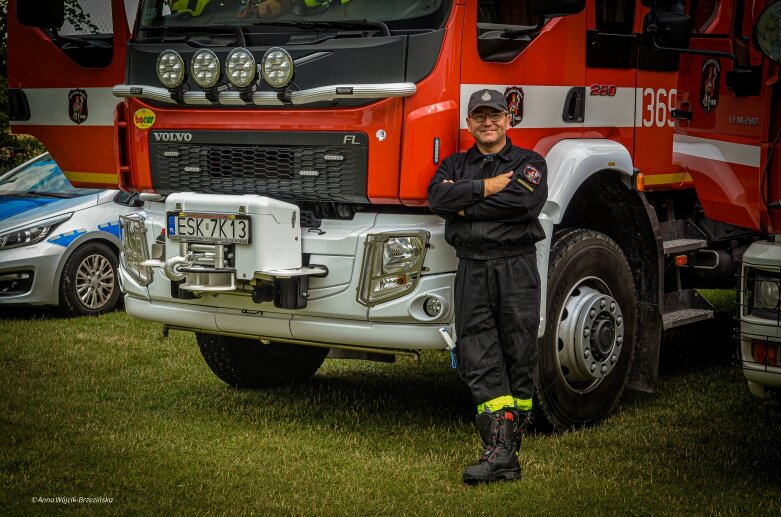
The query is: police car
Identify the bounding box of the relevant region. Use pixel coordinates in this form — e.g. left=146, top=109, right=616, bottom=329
left=0, top=153, right=139, bottom=315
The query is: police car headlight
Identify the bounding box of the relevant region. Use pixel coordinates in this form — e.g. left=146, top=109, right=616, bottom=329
left=226, top=48, right=256, bottom=88
left=357, top=231, right=430, bottom=307
left=157, top=50, right=185, bottom=89
left=0, top=213, right=71, bottom=250
left=191, top=49, right=220, bottom=89
left=261, top=47, right=294, bottom=89
left=120, top=213, right=153, bottom=286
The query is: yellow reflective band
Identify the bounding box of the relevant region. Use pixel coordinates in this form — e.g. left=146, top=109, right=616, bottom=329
left=641, top=172, right=693, bottom=187
left=477, top=395, right=515, bottom=414
left=513, top=397, right=532, bottom=411
left=64, top=171, right=118, bottom=185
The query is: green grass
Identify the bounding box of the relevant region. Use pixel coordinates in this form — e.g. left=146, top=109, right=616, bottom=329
left=1, top=307, right=779, bottom=516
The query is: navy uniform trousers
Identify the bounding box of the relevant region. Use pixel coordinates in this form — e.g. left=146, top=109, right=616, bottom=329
left=453, top=251, right=540, bottom=412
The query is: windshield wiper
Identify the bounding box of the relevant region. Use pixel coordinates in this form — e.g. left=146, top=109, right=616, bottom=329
left=252, top=19, right=390, bottom=37
left=137, top=24, right=242, bottom=42
left=25, top=191, right=80, bottom=198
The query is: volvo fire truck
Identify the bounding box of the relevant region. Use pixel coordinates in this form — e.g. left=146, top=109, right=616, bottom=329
left=8, top=0, right=781, bottom=427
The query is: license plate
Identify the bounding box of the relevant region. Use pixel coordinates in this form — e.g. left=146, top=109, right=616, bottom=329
left=167, top=212, right=251, bottom=244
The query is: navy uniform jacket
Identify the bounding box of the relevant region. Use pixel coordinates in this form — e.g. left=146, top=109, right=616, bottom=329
left=427, top=138, right=547, bottom=259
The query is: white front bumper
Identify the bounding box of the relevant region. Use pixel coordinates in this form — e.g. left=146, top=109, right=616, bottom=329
left=120, top=202, right=459, bottom=350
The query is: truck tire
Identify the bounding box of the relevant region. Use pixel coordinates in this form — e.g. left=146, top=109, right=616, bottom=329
left=59, top=241, right=121, bottom=316
left=536, top=229, right=636, bottom=429
left=196, top=333, right=329, bottom=388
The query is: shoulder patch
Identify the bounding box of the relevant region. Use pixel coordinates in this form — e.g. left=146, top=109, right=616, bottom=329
left=522, top=165, right=542, bottom=185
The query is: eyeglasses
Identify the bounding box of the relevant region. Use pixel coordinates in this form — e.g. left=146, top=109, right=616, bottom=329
left=469, top=112, right=508, bottom=123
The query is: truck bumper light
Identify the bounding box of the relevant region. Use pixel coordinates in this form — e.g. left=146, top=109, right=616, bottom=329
left=120, top=213, right=153, bottom=286
left=357, top=231, right=430, bottom=307
left=752, top=340, right=779, bottom=367
left=424, top=296, right=443, bottom=317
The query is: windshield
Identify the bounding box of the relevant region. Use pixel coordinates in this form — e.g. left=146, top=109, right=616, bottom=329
left=0, top=156, right=99, bottom=196
left=137, top=0, right=450, bottom=31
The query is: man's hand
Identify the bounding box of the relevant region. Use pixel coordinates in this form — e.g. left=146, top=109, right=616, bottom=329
left=483, top=171, right=513, bottom=197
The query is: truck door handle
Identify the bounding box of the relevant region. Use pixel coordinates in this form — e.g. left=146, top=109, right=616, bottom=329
left=562, top=87, right=585, bottom=123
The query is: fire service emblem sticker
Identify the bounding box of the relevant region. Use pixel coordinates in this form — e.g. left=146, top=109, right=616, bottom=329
left=505, top=87, right=524, bottom=127
left=68, top=89, right=88, bottom=125
left=522, top=164, right=541, bottom=185
left=700, top=59, right=721, bottom=113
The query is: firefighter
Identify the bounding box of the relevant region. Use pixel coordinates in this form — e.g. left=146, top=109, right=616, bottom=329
left=168, top=0, right=212, bottom=17
left=427, top=89, right=547, bottom=484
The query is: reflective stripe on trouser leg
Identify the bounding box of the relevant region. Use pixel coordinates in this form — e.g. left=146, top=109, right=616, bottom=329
left=513, top=397, right=532, bottom=411
left=477, top=395, right=515, bottom=414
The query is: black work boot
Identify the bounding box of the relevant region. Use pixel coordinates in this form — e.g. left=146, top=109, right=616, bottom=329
left=463, top=410, right=521, bottom=484
left=506, top=409, right=531, bottom=453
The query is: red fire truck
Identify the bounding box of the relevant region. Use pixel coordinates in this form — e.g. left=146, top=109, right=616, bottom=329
left=7, top=0, right=781, bottom=427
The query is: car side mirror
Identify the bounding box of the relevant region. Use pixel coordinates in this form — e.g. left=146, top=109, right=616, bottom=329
left=17, top=0, right=65, bottom=29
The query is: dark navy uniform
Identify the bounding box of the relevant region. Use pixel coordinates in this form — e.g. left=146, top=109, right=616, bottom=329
left=428, top=138, right=547, bottom=414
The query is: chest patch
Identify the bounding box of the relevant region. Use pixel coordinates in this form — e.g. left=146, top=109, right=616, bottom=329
left=522, top=165, right=542, bottom=185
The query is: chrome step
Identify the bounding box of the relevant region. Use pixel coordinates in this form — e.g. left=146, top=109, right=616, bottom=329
left=660, top=219, right=708, bottom=255
left=663, top=238, right=707, bottom=255
left=662, top=289, right=714, bottom=330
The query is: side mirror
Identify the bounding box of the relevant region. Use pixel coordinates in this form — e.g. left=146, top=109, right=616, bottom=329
left=754, top=0, right=781, bottom=64
left=531, top=0, right=586, bottom=17
left=644, top=10, right=692, bottom=49
left=17, top=0, right=65, bottom=29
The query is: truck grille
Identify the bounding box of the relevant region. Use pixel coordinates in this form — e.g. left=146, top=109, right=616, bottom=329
left=149, top=131, right=369, bottom=203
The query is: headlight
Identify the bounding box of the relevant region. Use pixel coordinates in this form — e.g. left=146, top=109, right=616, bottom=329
left=157, top=50, right=185, bottom=89
left=261, top=47, right=294, bottom=89
left=120, top=213, right=153, bottom=286
left=226, top=48, right=256, bottom=88
left=357, top=231, right=429, bottom=306
left=754, top=274, right=780, bottom=311
left=191, top=49, right=220, bottom=88
left=0, top=213, right=71, bottom=250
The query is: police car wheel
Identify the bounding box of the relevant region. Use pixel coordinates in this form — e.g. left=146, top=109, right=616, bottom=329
left=535, top=228, right=636, bottom=430
left=196, top=333, right=329, bottom=388
left=59, top=242, right=121, bottom=316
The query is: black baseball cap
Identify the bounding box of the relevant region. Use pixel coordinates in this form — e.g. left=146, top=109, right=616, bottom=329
left=467, top=89, right=508, bottom=114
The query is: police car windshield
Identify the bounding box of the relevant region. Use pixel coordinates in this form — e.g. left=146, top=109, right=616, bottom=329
left=137, top=0, right=451, bottom=31
left=0, top=156, right=98, bottom=197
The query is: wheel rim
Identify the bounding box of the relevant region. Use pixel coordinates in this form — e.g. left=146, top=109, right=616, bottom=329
left=75, top=253, right=115, bottom=309
left=555, top=276, right=625, bottom=394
